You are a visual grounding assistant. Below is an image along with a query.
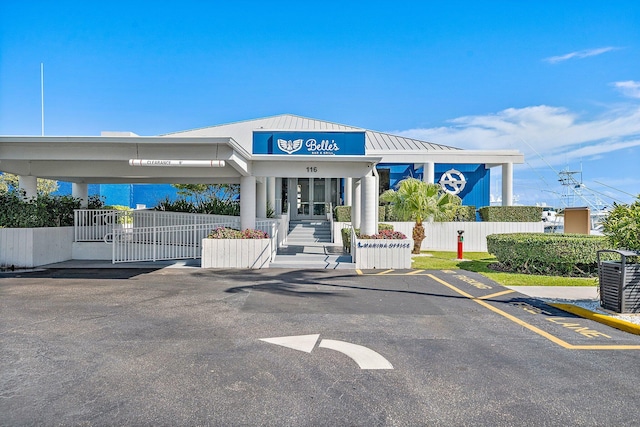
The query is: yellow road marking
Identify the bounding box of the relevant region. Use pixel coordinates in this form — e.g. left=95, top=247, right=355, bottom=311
left=376, top=270, right=394, bottom=275
left=550, top=303, right=640, bottom=336
left=425, top=274, right=640, bottom=350
left=406, top=269, right=425, bottom=275
left=441, top=270, right=456, bottom=274
left=478, top=289, right=516, bottom=300
left=356, top=269, right=363, bottom=275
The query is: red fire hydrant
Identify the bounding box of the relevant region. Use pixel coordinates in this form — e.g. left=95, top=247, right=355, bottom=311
left=457, top=230, right=464, bottom=260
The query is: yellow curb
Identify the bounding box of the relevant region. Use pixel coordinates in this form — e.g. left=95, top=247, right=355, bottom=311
left=549, top=303, right=640, bottom=336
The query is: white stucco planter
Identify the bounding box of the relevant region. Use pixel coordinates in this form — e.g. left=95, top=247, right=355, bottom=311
left=0, top=227, right=74, bottom=268
left=353, top=238, right=413, bottom=269
left=201, top=238, right=271, bottom=269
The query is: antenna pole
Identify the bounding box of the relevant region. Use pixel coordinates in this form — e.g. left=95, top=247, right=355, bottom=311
left=40, top=63, right=44, bottom=136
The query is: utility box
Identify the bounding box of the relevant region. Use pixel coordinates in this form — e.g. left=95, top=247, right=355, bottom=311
left=598, top=249, right=640, bottom=313
left=564, top=207, right=590, bottom=234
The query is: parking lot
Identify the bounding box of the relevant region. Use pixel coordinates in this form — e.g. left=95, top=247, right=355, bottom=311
left=2, top=267, right=640, bottom=426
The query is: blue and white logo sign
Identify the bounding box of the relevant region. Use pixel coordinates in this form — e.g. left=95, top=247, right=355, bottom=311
left=253, top=131, right=366, bottom=156
left=277, top=138, right=304, bottom=154
left=439, top=169, right=466, bottom=195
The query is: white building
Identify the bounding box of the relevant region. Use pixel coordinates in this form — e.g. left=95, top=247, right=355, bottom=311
left=0, top=114, right=523, bottom=236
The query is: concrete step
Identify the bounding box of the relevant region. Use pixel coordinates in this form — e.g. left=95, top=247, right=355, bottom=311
left=270, top=255, right=354, bottom=270
left=272, top=244, right=352, bottom=269
left=286, top=221, right=332, bottom=244
left=270, top=262, right=355, bottom=269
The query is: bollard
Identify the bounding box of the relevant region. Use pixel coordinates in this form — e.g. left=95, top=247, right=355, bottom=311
left=457, top=230, right=464, bottom=260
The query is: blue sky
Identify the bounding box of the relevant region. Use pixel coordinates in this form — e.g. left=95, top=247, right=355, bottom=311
left=1, top=1, right=639, bottom=207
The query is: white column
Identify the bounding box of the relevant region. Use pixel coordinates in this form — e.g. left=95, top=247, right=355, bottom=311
left=351, top=178, right=361, bottom=228
left=423, top=162, right=435, bottom=184
left=360, top=175, right=377, bottom=236
left=275, top=178, right=283, bottom=215
left=18, top=175, right=37, bottom=200
left=72, top=183, right=89, bottom=208
left=256, top=178, right=267, bottom=219
left=267, top=177, right=276, bottom=217
left=240, top=176, right=256, bottom=230
left=344, top=178, right=353, bottom=206
left=502, top=163, right=513, bottom=206
left=374, top=171, right=379, bottom=225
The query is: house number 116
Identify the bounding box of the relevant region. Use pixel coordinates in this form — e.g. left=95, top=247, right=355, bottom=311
left=306, top=166, right=318, bottom=173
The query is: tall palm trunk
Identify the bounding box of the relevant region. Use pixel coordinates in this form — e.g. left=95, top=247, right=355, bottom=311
left=412, top=219, right=425, bottom=254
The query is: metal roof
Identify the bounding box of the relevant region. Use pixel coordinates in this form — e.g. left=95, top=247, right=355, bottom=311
left=163, top=114, right=460, bottom=153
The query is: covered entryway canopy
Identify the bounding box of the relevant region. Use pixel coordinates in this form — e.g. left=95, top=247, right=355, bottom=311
left=0, top=114, right=524, bottom=235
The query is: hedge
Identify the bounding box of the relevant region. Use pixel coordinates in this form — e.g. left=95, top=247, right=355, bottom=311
left=335, top=205, right=472, bottom=222
left=453, top=205, right=476, bottom=222
left=0, top=191, right=104, bottom=228
left=155, top=197, right=240, bottom=216
left=487, top=233, right=608, bottom=276
left=334, top=206, right=351, bottom=222
left=333, top=205, right=388, bottom=222
left=479, top=206, right=542, bottom=222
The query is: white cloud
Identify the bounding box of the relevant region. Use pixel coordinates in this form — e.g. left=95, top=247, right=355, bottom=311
left=613, top=80, right=640, bottom=98
left=393, top=104, right=640, bottom=168
left=544, top=47, right=619, bottom=63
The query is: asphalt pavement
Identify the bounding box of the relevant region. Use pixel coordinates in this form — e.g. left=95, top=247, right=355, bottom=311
left=2, top=267, right=639, bottom=426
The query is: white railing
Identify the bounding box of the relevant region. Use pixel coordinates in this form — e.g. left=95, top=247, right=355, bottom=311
left=74, top=209, right=129, bottom=242
left=256, top=219, right=280, bottom=261
left=75, top=209, right=284, bottom=264
left=111, top=222, right=223, bottom=263
left=74, top=209, right=240, bottom=242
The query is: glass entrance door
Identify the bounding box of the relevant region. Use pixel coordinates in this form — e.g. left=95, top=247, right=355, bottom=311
left=294, top=178, right=336, bottom=220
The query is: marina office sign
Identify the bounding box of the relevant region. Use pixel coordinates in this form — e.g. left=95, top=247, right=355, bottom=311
left=253, top=131, right=366, bottom=156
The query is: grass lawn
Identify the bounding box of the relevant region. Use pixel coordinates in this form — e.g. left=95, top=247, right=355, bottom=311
left=411, top=251, right=597, bottom=287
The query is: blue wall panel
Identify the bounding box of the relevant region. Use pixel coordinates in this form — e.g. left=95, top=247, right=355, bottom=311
left=376, top=163, right=490, bottom=208
left=432, top=164, right=490, bottom=208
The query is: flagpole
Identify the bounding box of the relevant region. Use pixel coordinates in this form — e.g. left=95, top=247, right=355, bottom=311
left=41, top=63, right=44, bottom=136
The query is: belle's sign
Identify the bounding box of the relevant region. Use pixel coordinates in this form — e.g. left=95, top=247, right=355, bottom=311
left=253, top=131, right=366, bottom=156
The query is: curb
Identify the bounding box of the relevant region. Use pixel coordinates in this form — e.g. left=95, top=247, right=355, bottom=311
left=549, top=303, right=640, bottom=336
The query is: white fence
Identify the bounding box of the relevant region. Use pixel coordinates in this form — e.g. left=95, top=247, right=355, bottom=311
left=74, top=209, right=241, bottom=242
left=111, top=222, right=220, bottom=263
left=74, top=209, right=285, bottom=264
left=334, top=221, right=544, bottom=252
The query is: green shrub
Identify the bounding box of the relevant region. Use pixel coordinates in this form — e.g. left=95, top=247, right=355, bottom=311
left=155, top=197, right=240, bottom=216
left=601, top=196, right=640, bottom=252
left=341, top=228, right=352, bottom=251
left=104, top=205, right=133, bottom=224
left=207, top=227, right=268, bottom=239
left=334, top=206, right=391, bottom=222
left=385, top=204, right=399, bottom=221
left=487, top=233, right=608, bottom=276
left=453, top=205, right=476, bottom=222
left=378, top=223, right=394, bottom=231
left=378, top=205, right=386, bottom=222
left=479, top=206, right=542, bottom=222
left=0, top=191, right=93, bottom=228
left=334, top=206, right=351, bottom=222
left=359, top=230, right=407, bottom=239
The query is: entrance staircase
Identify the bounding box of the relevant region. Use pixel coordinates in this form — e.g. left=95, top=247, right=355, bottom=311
left=271, top=220, right=354, bottom=269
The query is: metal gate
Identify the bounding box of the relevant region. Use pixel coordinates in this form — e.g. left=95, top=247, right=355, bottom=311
left=74, top=209, right=282, bottom=264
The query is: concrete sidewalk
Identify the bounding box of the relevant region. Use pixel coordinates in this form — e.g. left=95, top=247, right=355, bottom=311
left=506, top=286, right=598, bottom=300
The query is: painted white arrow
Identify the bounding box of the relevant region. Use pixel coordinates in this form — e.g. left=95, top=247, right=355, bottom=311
left=259, top=334, right=394, bottom=370
left=259, top=334, right=320, bottom=353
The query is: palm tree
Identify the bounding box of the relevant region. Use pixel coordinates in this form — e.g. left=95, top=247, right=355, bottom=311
left=380, top=178, right=461, bottom=254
